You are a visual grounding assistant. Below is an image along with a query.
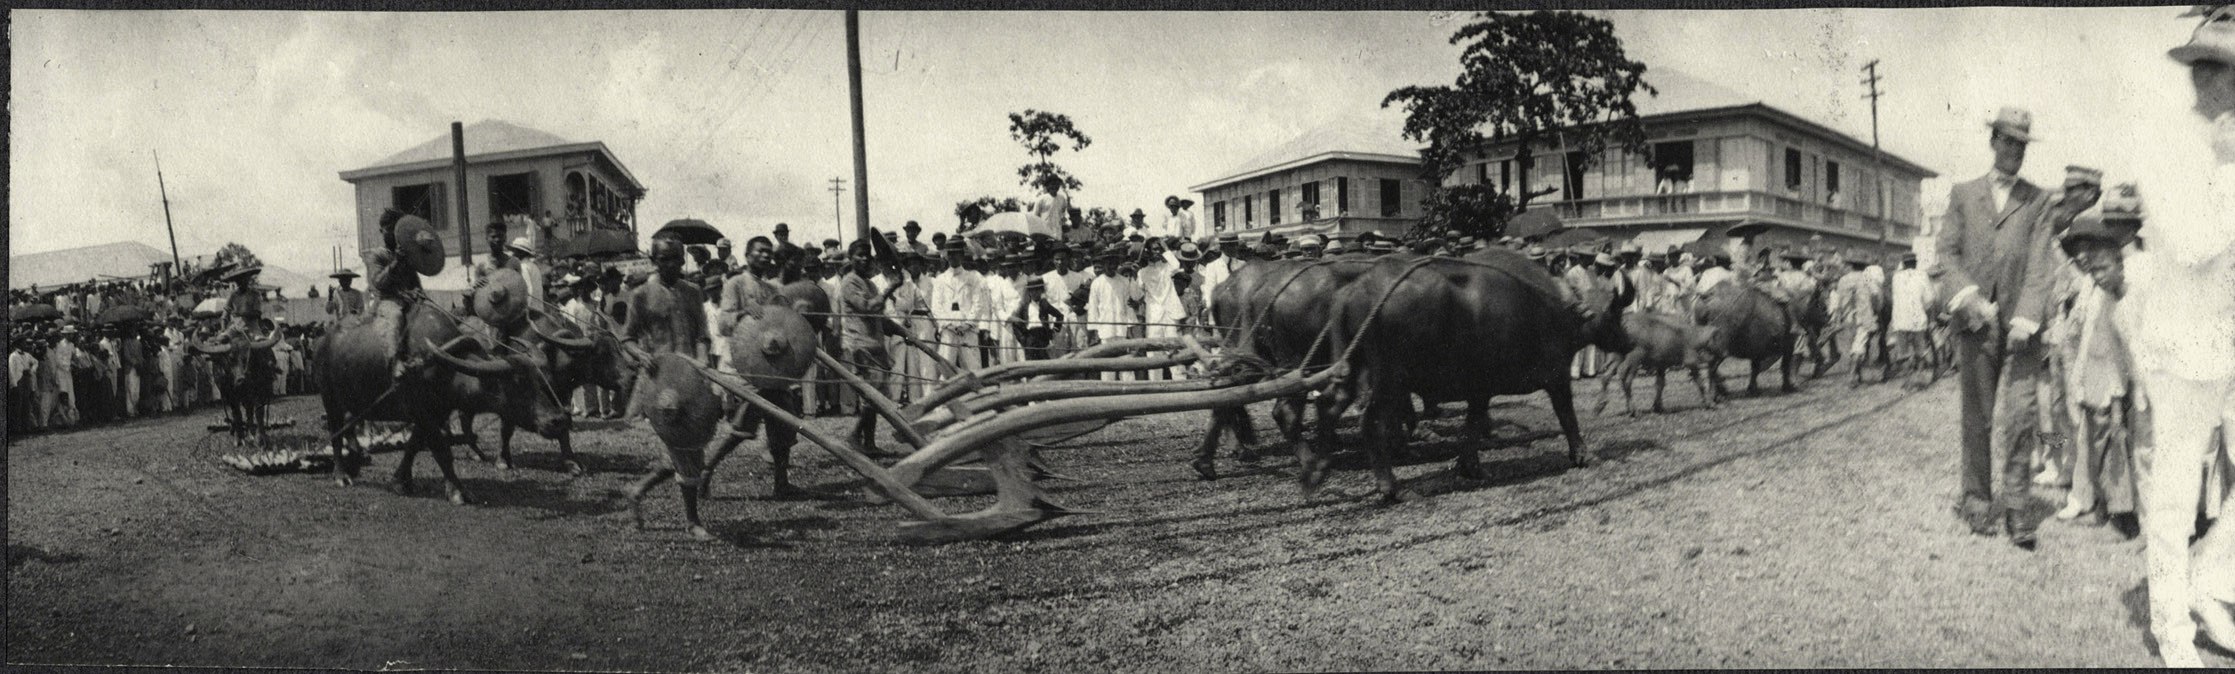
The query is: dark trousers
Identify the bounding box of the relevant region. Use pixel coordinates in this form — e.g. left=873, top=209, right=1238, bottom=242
left=1957, top=332, right=2002, bottom=506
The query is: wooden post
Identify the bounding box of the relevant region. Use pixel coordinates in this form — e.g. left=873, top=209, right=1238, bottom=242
left=453, top=122, right=473, bottom=269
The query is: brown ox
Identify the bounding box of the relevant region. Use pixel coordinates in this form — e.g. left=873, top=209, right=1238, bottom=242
left=1319, top=250, right=1631, bottom=502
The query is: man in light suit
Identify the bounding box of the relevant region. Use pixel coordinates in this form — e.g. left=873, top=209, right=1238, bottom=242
left=1929, top=106, right=2056, bottom=545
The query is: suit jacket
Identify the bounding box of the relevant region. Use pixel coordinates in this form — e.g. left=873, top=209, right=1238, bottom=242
left=1930, top=174, right=2051, bottom=326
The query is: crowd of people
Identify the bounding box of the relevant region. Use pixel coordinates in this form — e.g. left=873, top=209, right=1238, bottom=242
left=8, top=266, right=331, bottom=436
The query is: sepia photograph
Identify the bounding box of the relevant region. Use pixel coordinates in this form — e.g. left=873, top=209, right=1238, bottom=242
left=7, top=4, right=2235, bottom=670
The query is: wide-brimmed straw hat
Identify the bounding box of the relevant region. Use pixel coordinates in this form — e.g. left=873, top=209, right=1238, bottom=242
left=2172, top=5, right=2235, bottom=65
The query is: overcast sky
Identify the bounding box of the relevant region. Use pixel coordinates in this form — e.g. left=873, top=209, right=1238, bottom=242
left=8, top=8, right=2208, bottom=286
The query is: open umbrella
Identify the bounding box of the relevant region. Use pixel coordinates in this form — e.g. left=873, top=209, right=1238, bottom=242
left=972, top=211, right=1053, bottom=238
left=97, top=305, right=153, bottom=326
left=11, top=304, right=60, bottom=322
left=1680, top=237, right=1727, bottom=260
left=192, top=297, right=228, bottom=318
left=1538, top=227, right=1605, bottom=250
left=1503, top=209, right=1562, bottom=240
left=653, top=219, right=723, bottom=246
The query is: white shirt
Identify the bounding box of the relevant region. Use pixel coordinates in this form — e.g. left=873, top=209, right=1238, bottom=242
left=1889, top=267, right=1930, bottom=332
left=1988, top=170, right=2018, bottom=213
left=705, top=301, right=730, bottom=366
left=2115, top=246, right=2235, bottom=384
left=1696, top=266, right=1733, bottom=293
left=1088, top=274, right=1137, bottom=330
left=929, top=269, right=979, bottom=332
left=986, top=275, right=1022, bottom=332
left=1161, top=210, right=1198, bottom=241
left=1198, top=256, right=1242, bottom=317
left=1038, top=270, right=1073, bottom=320
left=1137, top=254, right=1183, bottom=327
left=519, top=259, right=547, bottom=306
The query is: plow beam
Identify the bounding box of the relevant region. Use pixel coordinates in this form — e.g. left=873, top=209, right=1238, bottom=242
left=812, top=348, right=930, bottom=449
left=905, top=350, right=1203, bottom=419
left=888, top=365, right=1343, bottom=490
left=683, top=355, right=1073, bottom=544
left=915, top=377, right=1218, bottom=436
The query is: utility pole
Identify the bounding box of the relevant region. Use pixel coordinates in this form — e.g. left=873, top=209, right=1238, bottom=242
left=845, top=10, right=871, bottom=244
left=828, top=177, right=848, bottom=243
left=153, top=150, right=182, bottom=293
left=1861, top=59, right=1888, bottom=262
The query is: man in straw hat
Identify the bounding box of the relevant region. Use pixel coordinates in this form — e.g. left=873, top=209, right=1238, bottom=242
left=929, top=237, right=986, bottom=373
left=1930, top=104, right=2059, bottom=546
left=327, top=269, right=365, bottom=321
left=2120, top=9, right=2235, bottom=662
left=507, top=236, right=546, bottom=306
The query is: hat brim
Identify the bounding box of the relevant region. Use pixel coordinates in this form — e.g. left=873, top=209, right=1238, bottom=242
left=1986, top=121, right=2037, bottom=143
left=2171, top=42, right=2235, bottom=66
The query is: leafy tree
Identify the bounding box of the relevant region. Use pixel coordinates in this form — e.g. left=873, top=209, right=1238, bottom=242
left=1081, top=207, right=1127, bottom=233
left=213, top=242, right=263, bottom=271
left=1383, top=11, right=1654, bottom=240
left=1009, top=110, right=1092, bottom=194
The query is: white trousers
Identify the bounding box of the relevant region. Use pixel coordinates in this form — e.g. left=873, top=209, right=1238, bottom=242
left=2131, top=371, right=2235, bottom=658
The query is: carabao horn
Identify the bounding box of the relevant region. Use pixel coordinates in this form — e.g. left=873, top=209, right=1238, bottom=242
left=422, top=337, right=517, bottom=376
left=529, top=314, right=595, bottom=350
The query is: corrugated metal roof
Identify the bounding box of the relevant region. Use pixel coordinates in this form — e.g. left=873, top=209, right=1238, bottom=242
left=9, top=241, right=174, bottom=289
left=361, top=119, right=578, bottom=170
left=339, top=119, right=646, bottom=192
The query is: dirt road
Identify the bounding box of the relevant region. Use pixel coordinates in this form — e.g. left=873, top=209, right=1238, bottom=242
left=9, top=372, right=2229, bottom=670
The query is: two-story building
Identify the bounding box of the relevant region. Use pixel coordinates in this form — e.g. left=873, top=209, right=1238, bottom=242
left=339, top=120, right=646, bottom=288
left=1188, top=115, right=1432, bottom=241
left=1454, top=69, right=1938, bottom=263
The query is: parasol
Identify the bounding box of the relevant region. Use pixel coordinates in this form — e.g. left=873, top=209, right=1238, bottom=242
left=96, top=305, right=153, bottom=326
left=192, top=297, right=228, bottom=318
left=11, top=304, right=60, bottom=322
left=654, top=219, right=724, bottom=246
left=1503, top=210, right=1562, bottom=240
left=1680, top=237, right=1726, bottom=260
left=1538, top=227, right=1605, bottom=250
left=971, top=211, right=1039, bottom=238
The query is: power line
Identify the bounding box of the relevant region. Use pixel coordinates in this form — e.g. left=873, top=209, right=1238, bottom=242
left=687, top=11, right=820, bottom=158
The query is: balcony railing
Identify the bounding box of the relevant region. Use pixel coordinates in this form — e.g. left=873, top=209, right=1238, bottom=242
left=1552, top=189, right=1913, bottom=238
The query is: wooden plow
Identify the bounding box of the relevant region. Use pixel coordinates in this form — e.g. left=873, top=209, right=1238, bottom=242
left=632, top=329, right=1340, bottom=545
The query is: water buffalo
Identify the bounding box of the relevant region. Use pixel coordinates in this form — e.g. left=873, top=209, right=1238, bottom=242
left=1692, top=281, right=1799, bottom=397
left=190, top=325, right=282, bottom=447
left=315, top=297, right=572, bottom=504
left=1592, top=311, right=1721, bottom=417
left=1194, top=258, right=1384, bottom=481
left=1319, top=250, right=1632, bottom=502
